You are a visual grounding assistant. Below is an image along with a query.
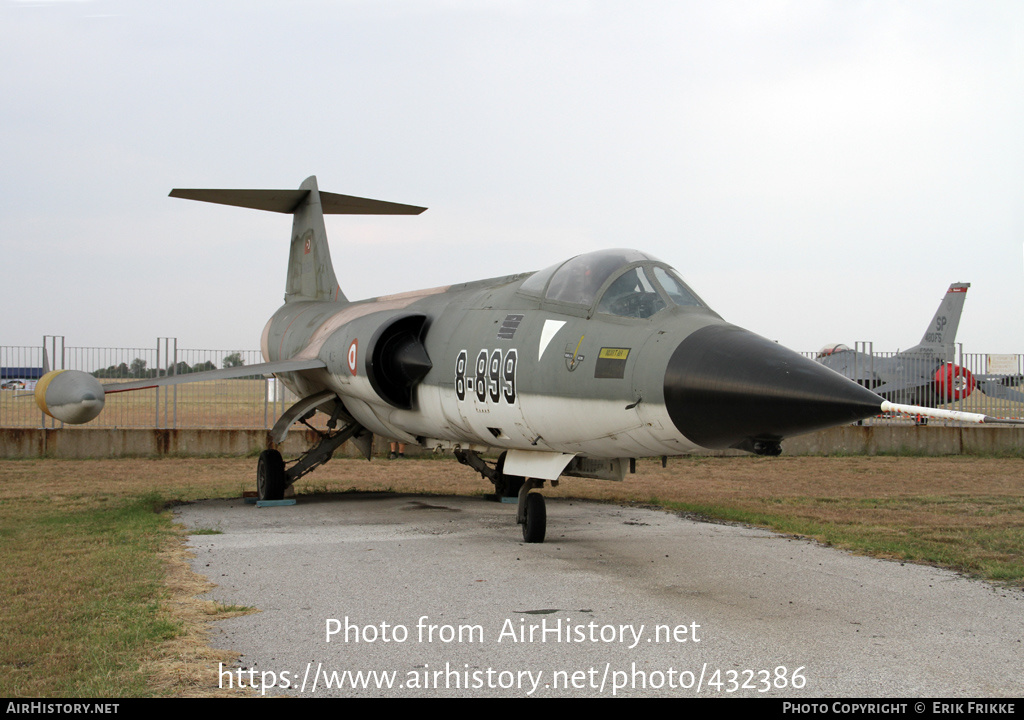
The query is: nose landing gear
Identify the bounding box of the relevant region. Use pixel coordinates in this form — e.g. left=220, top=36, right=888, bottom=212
left=518, top=482, right=547, bottom=543
left=455, top=449, right=548, bottom=543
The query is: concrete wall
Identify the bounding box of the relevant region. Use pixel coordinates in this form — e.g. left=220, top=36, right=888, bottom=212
left=0, top=428, right=374, bottom=460
left=781, top=424, right=1024, bottom=456
left=2, top=425, right=1024, bottom=459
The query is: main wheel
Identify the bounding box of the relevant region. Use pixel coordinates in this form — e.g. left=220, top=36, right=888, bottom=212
left=521, top=493, right=546, bottom=543
left=257, top=449, right=286, bottom=501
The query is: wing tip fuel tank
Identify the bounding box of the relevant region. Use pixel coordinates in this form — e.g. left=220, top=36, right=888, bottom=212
left=35, top=370, right=105, bottom=425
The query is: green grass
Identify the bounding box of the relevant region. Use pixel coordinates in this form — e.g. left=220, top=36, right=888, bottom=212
left=0, top=493, right=182, bottom=697
left=649, top=495, right=1024, bottom=584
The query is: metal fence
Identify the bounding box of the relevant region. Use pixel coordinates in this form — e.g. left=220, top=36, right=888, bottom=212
left=803, top=343, right=1024, bottom=425
left=3, top=337, right=1022, bottom=429
left=1, top=337, right=299, bottom=429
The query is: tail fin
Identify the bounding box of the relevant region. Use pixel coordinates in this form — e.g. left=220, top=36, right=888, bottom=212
left=170, top=175, right=426, bottom=304
left=906, top=282, right=970, bottom=360
left=286, top=176, right=341, bottom=302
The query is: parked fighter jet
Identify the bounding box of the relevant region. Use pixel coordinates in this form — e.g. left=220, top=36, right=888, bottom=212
left=33, top=177, right=1019, bottom=542
left=816, top=283, right=1024, bottom=407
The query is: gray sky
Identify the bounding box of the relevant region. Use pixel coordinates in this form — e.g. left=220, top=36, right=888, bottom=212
left=2, top=0, right=1022, bottom=355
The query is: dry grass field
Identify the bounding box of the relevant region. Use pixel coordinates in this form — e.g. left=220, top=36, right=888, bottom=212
left=1, top=453, right=1022, bottom=697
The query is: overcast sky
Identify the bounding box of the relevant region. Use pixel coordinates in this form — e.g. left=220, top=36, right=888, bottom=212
left=2, top=0, right=1022, bottom=356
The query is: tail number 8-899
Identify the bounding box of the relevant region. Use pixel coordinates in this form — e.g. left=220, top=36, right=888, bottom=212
left=455, top=349, right=517, bottom=404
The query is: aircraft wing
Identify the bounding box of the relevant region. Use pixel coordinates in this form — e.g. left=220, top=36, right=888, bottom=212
left=101, top=359, right=327, bottom=394
left=865, top=379, right=918, bottom=397
left=975, top=376, right=1024, bottom=404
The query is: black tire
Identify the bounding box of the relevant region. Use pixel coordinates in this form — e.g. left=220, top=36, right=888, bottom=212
left=522, top=493, right=546, bottom=543
left=257, top=449, right=286, bottom=501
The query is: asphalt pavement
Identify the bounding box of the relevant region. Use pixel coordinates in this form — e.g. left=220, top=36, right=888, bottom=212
left=175, top=493, right=1024, bottom=698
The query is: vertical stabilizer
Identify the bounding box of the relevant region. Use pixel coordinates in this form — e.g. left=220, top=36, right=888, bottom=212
left=285, top=176, right=343, bottom=303
left=906, top=282, right=970, bottom=360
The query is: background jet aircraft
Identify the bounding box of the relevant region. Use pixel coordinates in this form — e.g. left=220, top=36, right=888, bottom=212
left=816, top=283, right=1024, bottom=408
left=33, top=177, right=1019, bottom=542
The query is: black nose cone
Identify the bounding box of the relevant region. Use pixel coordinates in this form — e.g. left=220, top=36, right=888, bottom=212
left=664, top=324, right=883, bottom=450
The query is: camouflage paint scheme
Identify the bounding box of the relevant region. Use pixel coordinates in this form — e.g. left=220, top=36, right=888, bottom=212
left=36, top=177, right=1020, bottom=540
left=252, top=177, right=884, bottom=482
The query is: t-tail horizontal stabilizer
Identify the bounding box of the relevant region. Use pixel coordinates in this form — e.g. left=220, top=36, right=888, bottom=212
left=168, top=188, right=427, bottom=216
left=170, top=176, right=427, bottom=304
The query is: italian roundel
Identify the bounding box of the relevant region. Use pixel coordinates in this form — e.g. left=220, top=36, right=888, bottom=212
left=347, top=340, right=358, bottom=376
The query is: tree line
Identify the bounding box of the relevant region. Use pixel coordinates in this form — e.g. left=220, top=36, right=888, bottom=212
left=91, top=352, right=250, bottom=379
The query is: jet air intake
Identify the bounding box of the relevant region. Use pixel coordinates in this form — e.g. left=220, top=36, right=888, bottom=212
left=664, top=323, right=883, bottom=451
left=365, top=313, right=432, bottom=410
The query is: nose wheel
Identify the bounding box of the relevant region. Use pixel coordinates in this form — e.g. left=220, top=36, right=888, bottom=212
left=517, top=480, right=546, bottom=543
left=454, top=449, right=549, bottom=543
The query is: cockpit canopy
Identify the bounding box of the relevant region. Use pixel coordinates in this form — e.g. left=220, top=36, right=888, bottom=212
left=519, top=248, right=706, bottom=319
left=817, top=343, right=851, bottom=358
left=819, top=342, right=851, bottom=356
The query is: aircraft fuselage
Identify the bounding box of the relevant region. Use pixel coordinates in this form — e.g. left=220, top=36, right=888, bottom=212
left=262, top=250, right=884, bottom=467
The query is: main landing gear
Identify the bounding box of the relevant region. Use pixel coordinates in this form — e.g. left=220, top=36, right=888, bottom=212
left=454, top=449, right=548, bottom=543
left=256, top=448, right=287, bottom=501
left=257, top=394, right=370, bottom=502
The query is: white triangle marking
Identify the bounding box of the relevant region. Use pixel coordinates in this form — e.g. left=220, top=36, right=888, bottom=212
left=539, top=319, right=566, bottom=361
